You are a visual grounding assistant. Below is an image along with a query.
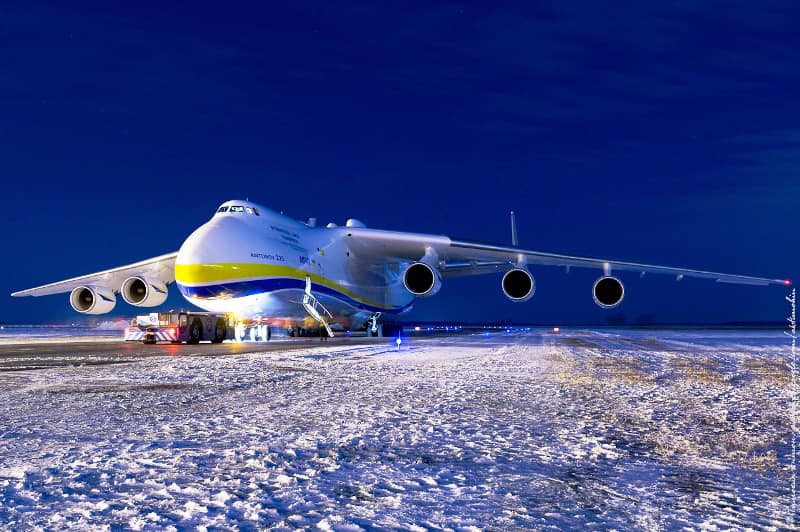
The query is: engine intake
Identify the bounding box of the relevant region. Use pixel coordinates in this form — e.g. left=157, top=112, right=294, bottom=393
left=69, top=286, right=116, bottom=315
left=121, top=276, right=168, bottom=307
left=502, top=268, right=535, bottom=302
left=592, top=276, right=624, bottom=308
left=402, top=262, right=442, bottom=297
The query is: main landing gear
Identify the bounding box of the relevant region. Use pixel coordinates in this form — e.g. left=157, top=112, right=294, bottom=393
left=365, top=314, right=401, bottom=338
left=366, top=313, right=383, bottom=337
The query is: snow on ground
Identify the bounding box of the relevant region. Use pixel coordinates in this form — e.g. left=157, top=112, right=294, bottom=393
left=0, top=329, right=796, bottom=530
left=0, top=326, right=119, bottom=345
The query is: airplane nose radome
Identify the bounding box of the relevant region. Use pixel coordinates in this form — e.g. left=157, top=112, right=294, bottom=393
left=177, top=217, right=249, bottom=266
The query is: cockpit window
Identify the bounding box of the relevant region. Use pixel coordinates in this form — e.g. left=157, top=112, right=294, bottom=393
left=220, top=205, right=259, bottom=215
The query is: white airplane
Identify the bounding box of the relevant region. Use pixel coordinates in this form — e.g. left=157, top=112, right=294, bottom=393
left=12, top=199, right=790, bottom=340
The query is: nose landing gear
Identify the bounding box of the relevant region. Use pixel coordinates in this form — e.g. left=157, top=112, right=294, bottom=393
left=235, top=321, right=272, bottom=342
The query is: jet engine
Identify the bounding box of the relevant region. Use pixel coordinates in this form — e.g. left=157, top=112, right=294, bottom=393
left=121, top=276, right=168, bottom=307
left=592, top=276, right=624, bottom=308
left=502, top=268, right=535, bottom=302
left=69, top=286, right=116, bottom=314
left=402, top=262, right=442, bottom=297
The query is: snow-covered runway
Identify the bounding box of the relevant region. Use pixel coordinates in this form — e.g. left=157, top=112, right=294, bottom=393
left=0, top=329, right=795, bottom=530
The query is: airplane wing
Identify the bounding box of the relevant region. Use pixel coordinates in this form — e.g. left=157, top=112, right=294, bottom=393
left=11, top=252, right=179, bottom=297
left=344, top=228, right=789, bottom=287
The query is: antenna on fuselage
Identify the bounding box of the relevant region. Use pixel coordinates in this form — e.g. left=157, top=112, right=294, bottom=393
left=510, top=211, right=518, bottom=246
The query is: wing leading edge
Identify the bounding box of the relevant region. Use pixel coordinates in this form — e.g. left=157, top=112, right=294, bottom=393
left=447, top=239, right=789, bottom=286
left=11, top=252, right=179, bottom=297
left=344, top=228, right=789, bottom=287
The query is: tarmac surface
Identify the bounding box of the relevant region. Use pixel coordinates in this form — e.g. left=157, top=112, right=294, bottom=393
left=0, top=336, right=391, bottom=371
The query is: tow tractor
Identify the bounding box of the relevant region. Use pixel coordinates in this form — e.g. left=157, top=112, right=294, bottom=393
left=124, top=311, right=236, bottom=344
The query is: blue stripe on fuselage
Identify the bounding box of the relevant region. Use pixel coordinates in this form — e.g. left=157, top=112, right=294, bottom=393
left=176, top=278, right=411, bottom=314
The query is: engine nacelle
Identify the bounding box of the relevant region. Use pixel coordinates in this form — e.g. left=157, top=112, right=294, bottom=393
left=402, top=262, right=442, bottom=297
left=69, top=286, right=116, bottom=315
left=121, top=276, right=168, bottom=307
left=592, top=276, right=625, bottom=308
left=502, top=268, right=535, bottom=302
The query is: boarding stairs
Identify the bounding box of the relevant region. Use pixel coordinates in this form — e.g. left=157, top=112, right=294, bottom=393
left=302, top=276, right=334, bottom=337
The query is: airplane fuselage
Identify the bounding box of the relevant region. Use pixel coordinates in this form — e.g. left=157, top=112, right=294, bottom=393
left=174, top=200, right=414, bottom=329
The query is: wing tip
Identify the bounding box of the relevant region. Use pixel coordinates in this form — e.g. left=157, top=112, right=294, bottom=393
left=11, top=290, right=36, bottom=297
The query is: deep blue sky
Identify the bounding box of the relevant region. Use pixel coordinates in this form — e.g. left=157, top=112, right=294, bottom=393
left=1, top=1, right=797, bottom=325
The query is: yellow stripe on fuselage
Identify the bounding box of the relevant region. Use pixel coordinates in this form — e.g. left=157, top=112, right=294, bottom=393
left=174, top=262, right=382, bottom=307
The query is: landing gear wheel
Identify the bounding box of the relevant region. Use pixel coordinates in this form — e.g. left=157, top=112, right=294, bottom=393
left=250, top=327, right=258, bottom=342
left=212, top=318, right=226, bottom=343
left=188, top=319, right=203, bottom=344
left=235, top=322, right=246, bottom=342
left=258, top=325, right=271, bottom=341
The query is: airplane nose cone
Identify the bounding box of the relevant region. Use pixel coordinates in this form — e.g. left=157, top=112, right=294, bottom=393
left=175, top=217, right=257, bottom=298
left=177, top=217, right=249, bottom=266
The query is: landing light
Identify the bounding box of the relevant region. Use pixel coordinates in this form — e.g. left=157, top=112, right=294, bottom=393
left=785, top=279, right=793, bottom=286
left=553, top=327, right=560, bottom=333
left=414, top=326, right=421, bottom=332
